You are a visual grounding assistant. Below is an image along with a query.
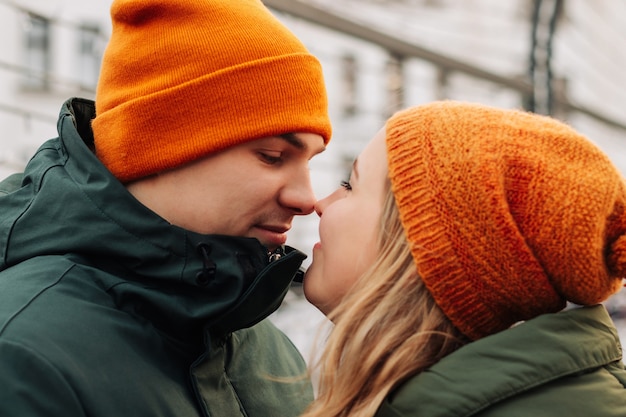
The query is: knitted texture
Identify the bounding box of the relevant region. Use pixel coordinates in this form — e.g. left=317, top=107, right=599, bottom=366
left=92, top=0, right=331, bottom=183
left=386, top=101, right=626, bottom=340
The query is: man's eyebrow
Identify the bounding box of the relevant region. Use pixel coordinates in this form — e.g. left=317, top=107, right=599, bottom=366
left=278, top=133, right=306, bottom=150
left=278, top=133, right=326, bottom=154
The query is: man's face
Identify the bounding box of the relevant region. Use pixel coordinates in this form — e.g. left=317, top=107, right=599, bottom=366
left=127, top=133, right=326, bottom=251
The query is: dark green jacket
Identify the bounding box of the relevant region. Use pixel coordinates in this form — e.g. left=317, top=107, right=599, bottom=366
left=376, top=305, right=626, bottom=417
left=0, top=98, right=313, bottom=417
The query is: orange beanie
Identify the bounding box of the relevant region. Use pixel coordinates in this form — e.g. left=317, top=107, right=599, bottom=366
left=92, top=0, right=331, bottom=183
left=386, top=101, right=626, bottom=340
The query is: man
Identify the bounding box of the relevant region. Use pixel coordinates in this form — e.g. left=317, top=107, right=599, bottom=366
left=0, top=0, right=331, bottom=416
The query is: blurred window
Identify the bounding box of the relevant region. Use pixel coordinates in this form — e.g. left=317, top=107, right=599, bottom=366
left=340, top=54, right=358, bottom=117
left=77, top=23, right=103, bottom=89
left=385, top=55, right=404, bottom=118
left=23, top=13, right=50, bottom=90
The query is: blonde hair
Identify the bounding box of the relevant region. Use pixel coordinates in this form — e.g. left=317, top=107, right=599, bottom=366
left=302, top=183, right=469, bottom=417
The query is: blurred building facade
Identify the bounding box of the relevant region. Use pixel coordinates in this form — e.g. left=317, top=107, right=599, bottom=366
left=0, top=0, right=109, bottom=177
left=0, top=0, right=625, bottom=351
left=269, top=0, right=626, bottom=274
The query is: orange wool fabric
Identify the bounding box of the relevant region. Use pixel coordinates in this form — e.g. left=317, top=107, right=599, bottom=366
left=386, top=101, right=626, bottom=340
left=92, top=0, right=331, bottom=183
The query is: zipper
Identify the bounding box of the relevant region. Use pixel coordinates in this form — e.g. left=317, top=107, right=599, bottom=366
left=267, top=246, right=286, bottom=263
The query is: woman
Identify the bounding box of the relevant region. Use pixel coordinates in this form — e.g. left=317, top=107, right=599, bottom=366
left=301, top=101, right=626, bottom=417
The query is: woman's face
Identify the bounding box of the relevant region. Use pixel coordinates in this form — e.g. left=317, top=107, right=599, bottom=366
left=304, top=128, right=388, bottom=316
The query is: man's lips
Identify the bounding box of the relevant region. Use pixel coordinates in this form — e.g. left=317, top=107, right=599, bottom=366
left=257, top=224, right=290, bottom=234
left=254, top=224, right=290, bottom=247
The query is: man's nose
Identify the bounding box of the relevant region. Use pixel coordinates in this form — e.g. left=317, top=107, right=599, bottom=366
left=280, top=169, right=316, bottom=215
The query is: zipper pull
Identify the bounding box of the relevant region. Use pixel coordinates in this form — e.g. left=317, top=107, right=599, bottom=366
left=268, top=246, right=285, bottom=263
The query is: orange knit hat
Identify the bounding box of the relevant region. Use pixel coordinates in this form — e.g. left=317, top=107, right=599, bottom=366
left=92, top=0, right=331, bottom=183
left=386, top=101, right=626, bottom=340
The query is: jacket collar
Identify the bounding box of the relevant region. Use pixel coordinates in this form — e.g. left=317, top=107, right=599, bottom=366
left=377, top=305, right=623, bottom=417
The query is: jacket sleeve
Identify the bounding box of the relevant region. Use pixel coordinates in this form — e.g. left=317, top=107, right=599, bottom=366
left=0, top=340, right=87, bottom=417
left=0, top=173, right=23, bottom=195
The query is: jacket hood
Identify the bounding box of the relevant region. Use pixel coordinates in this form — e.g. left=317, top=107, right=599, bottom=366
left=0, top=98, right=306, bottom=341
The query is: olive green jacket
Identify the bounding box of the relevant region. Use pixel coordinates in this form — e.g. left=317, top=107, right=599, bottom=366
left=376, top=305, right=626, bottom=417
left=0, top=98, right=313, bottom=416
